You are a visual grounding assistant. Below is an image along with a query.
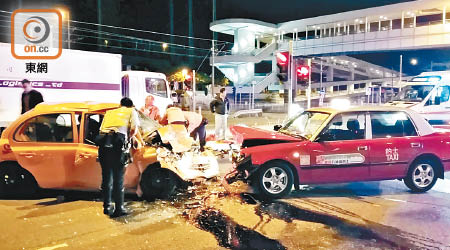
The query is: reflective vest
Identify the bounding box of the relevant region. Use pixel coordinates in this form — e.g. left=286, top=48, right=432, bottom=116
left=166, top=107, right=186, bottom=124
left=100, top=107, right=133, bottom=134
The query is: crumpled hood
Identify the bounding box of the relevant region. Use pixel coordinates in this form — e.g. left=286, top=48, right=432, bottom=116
left=384, top=101, right=418, bottom=108
left=230, top=125, right=303, bottom=147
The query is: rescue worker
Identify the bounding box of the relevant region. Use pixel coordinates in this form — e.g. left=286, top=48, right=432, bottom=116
left=97, top=97, right=139, bottom=217
left=210, top=87, right=230, bottom=140
left=140, top=95, right=160, bottom=121
left=161, top=105, right=207, bottom=151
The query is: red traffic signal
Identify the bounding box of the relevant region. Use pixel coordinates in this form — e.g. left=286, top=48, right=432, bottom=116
left=276, top=52, right=289, bottom=66
left=296, top=65, right=310, bottom=79
left=276, top=52, right=290, bottom=82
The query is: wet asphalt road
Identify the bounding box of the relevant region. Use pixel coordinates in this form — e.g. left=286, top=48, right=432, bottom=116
left=1, top=159, right=450, bottom=250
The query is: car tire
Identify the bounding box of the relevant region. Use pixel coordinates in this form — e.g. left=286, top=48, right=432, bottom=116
left=253, top=162, right=294, bottom=200
left=404, top=159, right=438, bottom=193
left=0, top=162, right=38, bottom=198
left=140, top=164, right=178, bottom=201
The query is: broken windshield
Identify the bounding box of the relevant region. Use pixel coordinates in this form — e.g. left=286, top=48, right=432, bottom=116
left=136, top=109, right=161, bottom=140
left=280, top=111, right=330, bottom=139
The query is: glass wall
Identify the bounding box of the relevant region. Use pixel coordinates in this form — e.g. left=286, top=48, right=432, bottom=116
left=292, top=8, right=448, bottom=41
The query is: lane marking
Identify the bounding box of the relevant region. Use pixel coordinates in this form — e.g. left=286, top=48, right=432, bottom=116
left=382, top=198, right=407, bottom=203
left=37, top=243, right=68, bottom=250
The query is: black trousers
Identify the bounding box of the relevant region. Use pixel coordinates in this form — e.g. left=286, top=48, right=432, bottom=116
left=98, top=134, right=126, bottom=210
left=190, top=123, right=206, bottom=148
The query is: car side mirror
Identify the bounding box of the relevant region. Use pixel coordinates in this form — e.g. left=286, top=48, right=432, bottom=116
left=315, top=132, right=333, bottom=142
left=274, top=125, right=282, bottom=131
left=314, top=135, right=322, bottom=142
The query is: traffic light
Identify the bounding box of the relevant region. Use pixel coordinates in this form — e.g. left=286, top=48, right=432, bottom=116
left=276, top=52, right=289, bottom=82
left=296, top=65, right=310, bottom=83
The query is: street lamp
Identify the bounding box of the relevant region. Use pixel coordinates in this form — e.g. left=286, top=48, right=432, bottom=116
left=56, top=7, right=70, bottom=49
left=162, top=43, right=168, bottom=50
left=182, top=69, right=188, bottom=78
left=410, top=58, right=418, bottom=65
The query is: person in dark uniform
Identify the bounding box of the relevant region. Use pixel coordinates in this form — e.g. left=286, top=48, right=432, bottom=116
left=97, top=97, right=139, bottom=217
left=21, top=79, right=43, bottom=114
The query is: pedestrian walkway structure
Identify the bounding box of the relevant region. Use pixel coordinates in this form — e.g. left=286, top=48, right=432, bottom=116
left=210, top=0, right=450, bottom=96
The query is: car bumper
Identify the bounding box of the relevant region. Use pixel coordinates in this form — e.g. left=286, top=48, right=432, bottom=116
left=225, top=155, right=259, bottom=184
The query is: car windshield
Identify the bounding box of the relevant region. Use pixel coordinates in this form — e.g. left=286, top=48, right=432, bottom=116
left=280, top=111, right=330, bottom=139
left=145, top=78, right=168, bottom=98
left=136, top=110, right=161, bottom=141
left=394, top=84, right=434, bottom=102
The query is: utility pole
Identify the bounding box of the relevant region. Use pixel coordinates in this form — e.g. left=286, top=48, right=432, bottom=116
left=307, top=58, right=312, bottom=109
left=288, top=41, right=293, bottom=114
left=211, top=42, right=215, bottom=97
left=252, top=81, right=256, bottom=110
left=212, top=0, right=217, bottom=41
left=193, top=70, right=196, bottom=112
left=188, top=0, right=193, bottom=65
left=97, top=0, right=102, bottom=50
left=399, top=55, right=403, bottom=88
left=320, top=59, right=323, bottom=90
left=169, top=0, right=174, bottom=60
left=211, top=0, right=216, bottom=98
left=67, top=15, right=71, bottom=49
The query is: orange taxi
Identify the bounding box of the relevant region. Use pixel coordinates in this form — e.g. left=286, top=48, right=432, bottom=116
left=0, top=102, right=179, bottom=200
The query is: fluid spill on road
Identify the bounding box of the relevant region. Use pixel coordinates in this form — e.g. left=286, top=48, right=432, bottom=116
left=195, top=208, right=286, bottom=250
left=236, top=193, right=445, bottom=250
left=180, top=182, right=287, bottom=250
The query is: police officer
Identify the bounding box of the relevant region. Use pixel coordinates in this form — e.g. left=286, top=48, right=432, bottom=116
left=98, top=97, right=139, bottom=217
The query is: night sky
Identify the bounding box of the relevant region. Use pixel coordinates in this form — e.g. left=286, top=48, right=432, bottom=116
left=217, top=0, right=413, bottom=23
left=0, top=0, right=448, bottom=75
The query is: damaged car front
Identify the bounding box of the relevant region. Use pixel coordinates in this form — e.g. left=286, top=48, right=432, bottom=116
left=225, top=111, right=331, bottom=199
left=137, top=113, right=219, bottom=199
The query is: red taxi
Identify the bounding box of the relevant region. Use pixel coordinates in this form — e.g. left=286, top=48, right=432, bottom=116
left=228, top=106, right=450, bottom=199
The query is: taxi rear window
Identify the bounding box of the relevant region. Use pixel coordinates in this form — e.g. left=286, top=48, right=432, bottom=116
left=371, top=112, right=417, bottom=138
left=14, top=113, right=74, bottom=143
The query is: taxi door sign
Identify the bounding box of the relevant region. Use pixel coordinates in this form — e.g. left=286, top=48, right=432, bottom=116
left=316, top=153, right=365, bottom=165
left=385, top=147, right=399, bottom=161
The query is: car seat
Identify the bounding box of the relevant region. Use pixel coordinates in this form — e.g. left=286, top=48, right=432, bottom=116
left=36, top=123, right=53, bottom=141
left=347, top=119, right=363, bottom=139
left=371, top=119, right=385, bottom=138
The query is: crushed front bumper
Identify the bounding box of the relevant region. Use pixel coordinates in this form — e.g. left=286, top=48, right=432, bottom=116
left=224, top=155, right=259, bottom=185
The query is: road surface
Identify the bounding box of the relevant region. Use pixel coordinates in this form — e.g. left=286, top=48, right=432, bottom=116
left=1, top=158, right=450, bottom=250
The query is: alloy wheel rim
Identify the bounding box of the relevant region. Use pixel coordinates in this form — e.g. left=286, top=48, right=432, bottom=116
left=413, top=163, right=434, bottom=188
left=262, top=167, right=288, bottom=194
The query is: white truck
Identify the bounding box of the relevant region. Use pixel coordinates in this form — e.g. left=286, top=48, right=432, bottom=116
left=386, top=71, right=450, bottom=126
left=0, top=42, right=172, bottom=131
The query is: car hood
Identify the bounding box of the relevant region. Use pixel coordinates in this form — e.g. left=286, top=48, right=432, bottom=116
left=230, top=125, right=304, bottom=147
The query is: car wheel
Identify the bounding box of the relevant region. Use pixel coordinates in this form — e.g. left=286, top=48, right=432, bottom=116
left=254, top=162, right=293, bottom=200
left=404, top=159, right=438, bottom=193
left=0, top=162, right=38, bottom=198
left=140, top=164, right=178, bottom=201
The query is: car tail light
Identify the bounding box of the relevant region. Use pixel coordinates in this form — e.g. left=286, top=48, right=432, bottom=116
left=2, top=144, right=11, bottom=154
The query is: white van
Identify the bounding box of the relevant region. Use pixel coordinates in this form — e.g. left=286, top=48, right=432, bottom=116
left=386, top=71, right=450, bottom=125
left=121, top=71, right=172, bottom=116
left=0, top=43, right=172, bottom=131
